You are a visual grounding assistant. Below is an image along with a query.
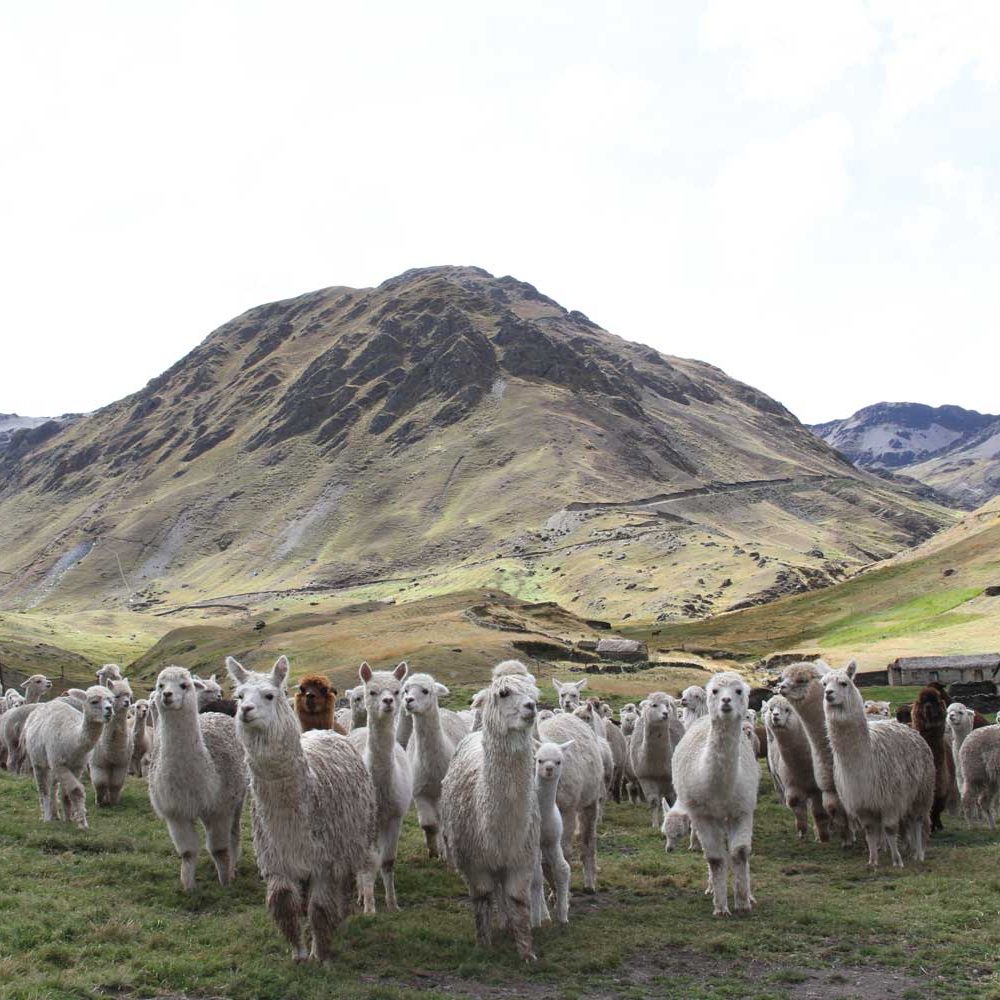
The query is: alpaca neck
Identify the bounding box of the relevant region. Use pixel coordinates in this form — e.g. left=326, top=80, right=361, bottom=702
left=824, top=693, right=871, bottom=765
left=242, top=707, right=308, bottom=782
left=706, top=712, right=742, bottom=765
left=536, top=775, right=559, bottom=814
left=365, top=707, right=398, bottom=784
left=159, top=703, right=212, bottom=767
left=78, top=714, right=106, bottom=753
left=102, top=706, right=130, bottom=750
left=26, top=690, right=43, bottom=704
left=480, top=724, right=534, bottom=827
left=412, top=702, right=446, bottom=757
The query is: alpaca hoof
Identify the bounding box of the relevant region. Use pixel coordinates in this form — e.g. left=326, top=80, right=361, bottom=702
left=713, top=907, right=731, bottom=917
left=522, top=952, right=538, bottom=963
left=386, top=902, right=401, bottom=912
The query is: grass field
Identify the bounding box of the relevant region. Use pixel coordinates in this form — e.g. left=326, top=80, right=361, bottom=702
left=2, top=748, right=999, bottom=1000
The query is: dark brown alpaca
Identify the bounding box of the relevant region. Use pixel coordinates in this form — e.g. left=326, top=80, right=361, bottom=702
left=294, top=674, right=346, bottom=734
left=910, top=686, right=955, bottom=832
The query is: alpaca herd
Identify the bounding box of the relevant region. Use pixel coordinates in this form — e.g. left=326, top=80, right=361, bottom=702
left=2, top=653, right=1000, bottom=964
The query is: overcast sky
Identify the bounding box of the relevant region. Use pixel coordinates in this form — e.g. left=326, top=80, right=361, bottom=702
left=2, top=1, right=998, bottom=425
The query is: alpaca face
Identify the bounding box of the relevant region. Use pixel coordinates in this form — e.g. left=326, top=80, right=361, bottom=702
left=573, top=700, right=598, bottom=728
left=402, top=673, right=448, bottom=716
left=195, top=674, right=223, bottom=704
left=23, top=675, right=52, bottom=699
left=864, top=700, right=890, bottom=718
left=946, top=703, right=975, bottom=736
left=552, top=678, right=587, bottom=713
left=487, top=676, right=538, bottom=733
left=359, top=662, right=408, bottom=721
left=705, top=673, right=749, bottom=721
left=298, top=677, right=333, bottom=714
left=778, top=665, right=823, bottom=705
left=96, top=664, right=123, bottom=688
left=109, top=680, right=133, bottom=715
left=348, top=685, right=365, bottom=716
left=84, top=686, right=115, bottom=723
left=133, top=700, right=149, bottom=723
left=764, top=695, right=795, bottom=730
left=155, top=667, right=200, bottom=713
left=642, top=693, right=674, bottom=724
left=5, top=690, right=25, bottom=708
left=534, top=739, right=573, bottom=781
left=820, top=667, right=858, bottom=715
left=226, top=655, right=291, bottom=731
left=680, top=686, right=707, bottom=715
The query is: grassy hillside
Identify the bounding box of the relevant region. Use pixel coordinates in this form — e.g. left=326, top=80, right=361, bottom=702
left=625, top=500, right=1000, bottom=670
left=2, top=756, right=998, bottom=1000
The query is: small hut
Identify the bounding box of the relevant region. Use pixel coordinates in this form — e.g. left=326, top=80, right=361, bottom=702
left=888, top=653, right=1000, bottom=688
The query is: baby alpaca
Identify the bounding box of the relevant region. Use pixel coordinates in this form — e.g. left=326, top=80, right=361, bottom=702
left=531, top=739, right=574, bottom=925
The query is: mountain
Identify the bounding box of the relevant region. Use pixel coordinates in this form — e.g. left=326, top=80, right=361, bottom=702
left=810, top=403, right=1000, bottom=507
left=0, top=267, right=953, bottom=631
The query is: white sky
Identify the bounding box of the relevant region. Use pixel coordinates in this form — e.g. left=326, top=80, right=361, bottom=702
left=1, top=1, right=998, bottom=425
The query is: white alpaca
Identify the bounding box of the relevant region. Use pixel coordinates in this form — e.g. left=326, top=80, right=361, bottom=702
left=946, top=703, right=976, bottom=804
left=226, top=655, right=375, bottom=962
left=619, top=703, right=639, bottom=736
left=96, top=664, right=123, bottom=689
left=23, top=686, right=114, bottom=828
left=680, top=685, right=707, bottom=730
left=821, top=662, right=934, bottom=867
left=572, top=700, right=615, bottom=803
left=440, top=661, right=540, bottom=961
left=348, top=661, right=414, bottom=912
left=347, top=685, right=366, bottom=729
left=403, top=671, right=470, bottom=858
left=89, top=678, right=134, bottom=806
left=958, top=725, right=1000, bottom=829
left=672, top=673, right=759, bottom=916
left=530, top=739, right=574, bottom=926
left=146, top=667, right=247, bottom=890
left=628, top=692, right=686, bottom=827
left=129, top=699, right=153, bottom=776
left=552, top=678, right=587, bottom=712
left=762, top=695, right=830, bottom=841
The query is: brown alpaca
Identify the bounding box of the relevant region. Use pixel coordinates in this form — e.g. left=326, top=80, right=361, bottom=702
left=294, top=674, right=346, bottom=734
left=910, top=686, right=956, bottom=832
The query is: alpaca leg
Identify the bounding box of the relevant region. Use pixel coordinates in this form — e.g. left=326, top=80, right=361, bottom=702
left=469, top=870, right=494, bottom=948
left=267, top=879, right=308, bottom=961
left=729, top=818, right=753, bottom=913
left=230, top=802, right=243, bottom=874
left=56, top=769, right=89, bottom=830
left=59, top=784, right=73, bottom=822
left=809, top=796, right=831, bottom=843
left=205, top=814, right=234, bottom=886
left=786, top=793, right=808, bottom=839
left=546, top=845, right=571, bottom=924
left=530, top=855, right=547, bottom=927
left=379, top=818, right=403, bottom=911
left=698, top=824, right=730, bottom=916
left=560, top=807, right=577, bottom=871
left=579, top=803, right=598, bottom=892
left=165, top=816, right=201, bottom=890
left=885, top=826, right=904, bottom=868
left=862, top=822, right=881, bottom=869
left=503, top=868, right=536, bottom=962
left=307, top=876, right=344, bottom=963
left=645, top=786, right=661, bottom=829
left=33, top=764, right=53, bottom=822
left=415, top=795, right=440, bottom=859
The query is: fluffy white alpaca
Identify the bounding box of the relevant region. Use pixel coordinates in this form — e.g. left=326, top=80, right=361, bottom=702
left=403, top=671, right=470, bottom=858
left=89, top=678, right=134, bottom=806
left=440, top=661, right=541, bottom=961
left=530, top=739, right=573, bottom=926
left=628, top=692, right=686, bottom=827
left=946, top=703, right=975, bottom=798
left=672, top=673, right=759, bottom=916
left=23, top=686, right=114, bottom=829
left=348, top=661, right=414, bottom=912
left=552, top=678, right=587, bottom=713
left=821, top=662, right=934, bottom=868
left=147, top=667, right=247, bottom=890
left=227, top=655, right=375, bottom=962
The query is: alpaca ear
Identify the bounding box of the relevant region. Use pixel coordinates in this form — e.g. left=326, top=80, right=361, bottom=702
left=558, top=739, right=575, bottom=752
left=435, top=683, right=450, bottom=697
left=225, top=656, right=250, bottom=685
left=192, top=679, right=207, bottom=691
left=208, top=674, right=217, bottom=684
left=813, top=659, right=831, bottom=676
left=359, top=662, right=373, bottom=682
left=271, top=656, right=290, bottom=688
left=393, top=661, right=408, bottom=681
left=532, top=737, right=542, bottom=750
left=845, top=660, right=858, bottom=680
left=552, top=678, right=564, bottom=692
left=576, top=679, right=588, bottom=691
left=470, top=689, right=487, bottom=709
